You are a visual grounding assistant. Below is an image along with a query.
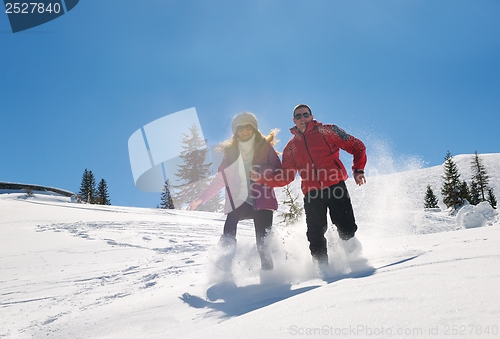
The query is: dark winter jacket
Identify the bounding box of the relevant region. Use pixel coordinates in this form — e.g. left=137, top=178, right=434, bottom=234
left=198, top=133, right=281, bottom=213
left=257, top=120, right=366, bottom=195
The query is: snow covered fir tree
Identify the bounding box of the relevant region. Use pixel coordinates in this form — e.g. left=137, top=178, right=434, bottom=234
left=470, top=151, right=489, bottom=202
left=96, top=179, right=111, bottom=205
left=279, top=184, right=303, bottom=225
left=469, top=180, right=482, bottom=206
left=78, top=169, right=111, bottom=205
left=160, top=179, right=175, bottom=209
left=441, top=151, right=464, bottom=211
left=470, top=151, right=497, bottom=208
left=78, top=169, right=97, bottom=204
left=459, top=180, right=471, bottom=204
left=173, top=124, right=222, bottom=211
left=487, top=188, right=497, bottom=209
left=424, top=184, right=439, bottom=209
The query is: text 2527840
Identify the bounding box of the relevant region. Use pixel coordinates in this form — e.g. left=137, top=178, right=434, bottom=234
left=5, top=2, right=62, bottom=14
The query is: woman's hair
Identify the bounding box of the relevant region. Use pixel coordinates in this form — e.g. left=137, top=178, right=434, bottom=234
left=216, top=127, right=280, bottom=152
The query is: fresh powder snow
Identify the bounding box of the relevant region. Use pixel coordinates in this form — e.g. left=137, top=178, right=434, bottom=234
left=1, top=154, right=499, bottom=339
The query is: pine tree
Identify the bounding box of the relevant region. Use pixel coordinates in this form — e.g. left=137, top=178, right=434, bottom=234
left=469, top=180, right=481, bottom=205
left=173, top=124, right=222, bottom=211
left=79, top=169, right=97, bottom=203
left=78, top=168, right=90, bottom=202
left=424, top=184, right=439, bottom=209
left=279, top=184, right=303, bottom=225
left=87, top=171, right=97, bottom=203
left=96, top=179, right=111, bottom=205
left=160, top=179, right=175, bottom=209
left=459, top=180, right=470, bottom=204
left=441, top=151, right=464, bottom=211
left=470, top=151, right=489, bottom=203
left=487, top=188, right=497, bottom=209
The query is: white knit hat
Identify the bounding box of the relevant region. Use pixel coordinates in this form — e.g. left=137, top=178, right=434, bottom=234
left=231, top=112, right=258, bottom=134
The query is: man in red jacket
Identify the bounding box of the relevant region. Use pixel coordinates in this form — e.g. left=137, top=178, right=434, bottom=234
left=252, top=104, right=366, bottom=265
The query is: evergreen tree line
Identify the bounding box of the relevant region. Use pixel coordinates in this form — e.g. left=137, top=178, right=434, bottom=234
left=78, top=169, right=111, bottom=205
left=425, top=151, right=497, bottom=211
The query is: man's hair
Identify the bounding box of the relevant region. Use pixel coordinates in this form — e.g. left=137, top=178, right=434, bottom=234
left=293, top=104, right=312, bottom=116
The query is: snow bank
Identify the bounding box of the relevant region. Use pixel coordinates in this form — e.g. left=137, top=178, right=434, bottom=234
left=456, top=202, right=498, bottom=229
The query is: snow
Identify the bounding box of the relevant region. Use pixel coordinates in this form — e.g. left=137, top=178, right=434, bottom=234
left=457, top=202, right=498, bottom=229
left=1, top=153, right=500, bottom=339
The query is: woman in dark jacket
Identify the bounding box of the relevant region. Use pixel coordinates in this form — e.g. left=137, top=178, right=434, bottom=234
left=189, top=112, right=281, bottom=271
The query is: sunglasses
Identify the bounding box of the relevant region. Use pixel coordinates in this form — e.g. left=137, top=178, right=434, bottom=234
left=294, top=112, right=311, bottom=120
left=236, top=124, right=253, bottom=132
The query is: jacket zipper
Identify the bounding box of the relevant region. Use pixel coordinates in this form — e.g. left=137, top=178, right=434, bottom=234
left=302, top=134, right=323, bottom=189
left=319, top=126, right=344, bottom=177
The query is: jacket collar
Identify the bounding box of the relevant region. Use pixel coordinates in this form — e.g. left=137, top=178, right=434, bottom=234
left=290, top=119, right=321, bottom=136
left=226, top=133, right=265, bottom=158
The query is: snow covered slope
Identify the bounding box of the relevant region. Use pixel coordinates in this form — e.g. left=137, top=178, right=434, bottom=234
left=1, top=154, right=499, bottom=339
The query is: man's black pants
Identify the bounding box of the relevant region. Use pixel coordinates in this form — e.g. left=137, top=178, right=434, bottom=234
left=303, top=181, right=358, bottom=263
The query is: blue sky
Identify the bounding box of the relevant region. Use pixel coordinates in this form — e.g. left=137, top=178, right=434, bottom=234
left=1, top=0, right=499, bottom=208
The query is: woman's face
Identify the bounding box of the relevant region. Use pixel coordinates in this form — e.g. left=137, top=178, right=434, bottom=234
left=236, top=124, right=254, bottom=142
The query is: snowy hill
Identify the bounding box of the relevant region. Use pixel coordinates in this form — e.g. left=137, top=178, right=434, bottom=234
left=1, top=154, right=499, bottom=339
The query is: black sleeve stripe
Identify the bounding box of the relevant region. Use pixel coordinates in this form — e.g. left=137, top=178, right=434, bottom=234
left=331, top=125, right=351, bottom=141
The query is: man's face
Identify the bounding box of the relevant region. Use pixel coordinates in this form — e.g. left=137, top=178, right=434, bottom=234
left=293, top=107, right=313, bottom=133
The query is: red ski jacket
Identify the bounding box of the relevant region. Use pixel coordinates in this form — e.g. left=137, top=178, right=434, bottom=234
left=257, top=120, right=366, bottom=195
